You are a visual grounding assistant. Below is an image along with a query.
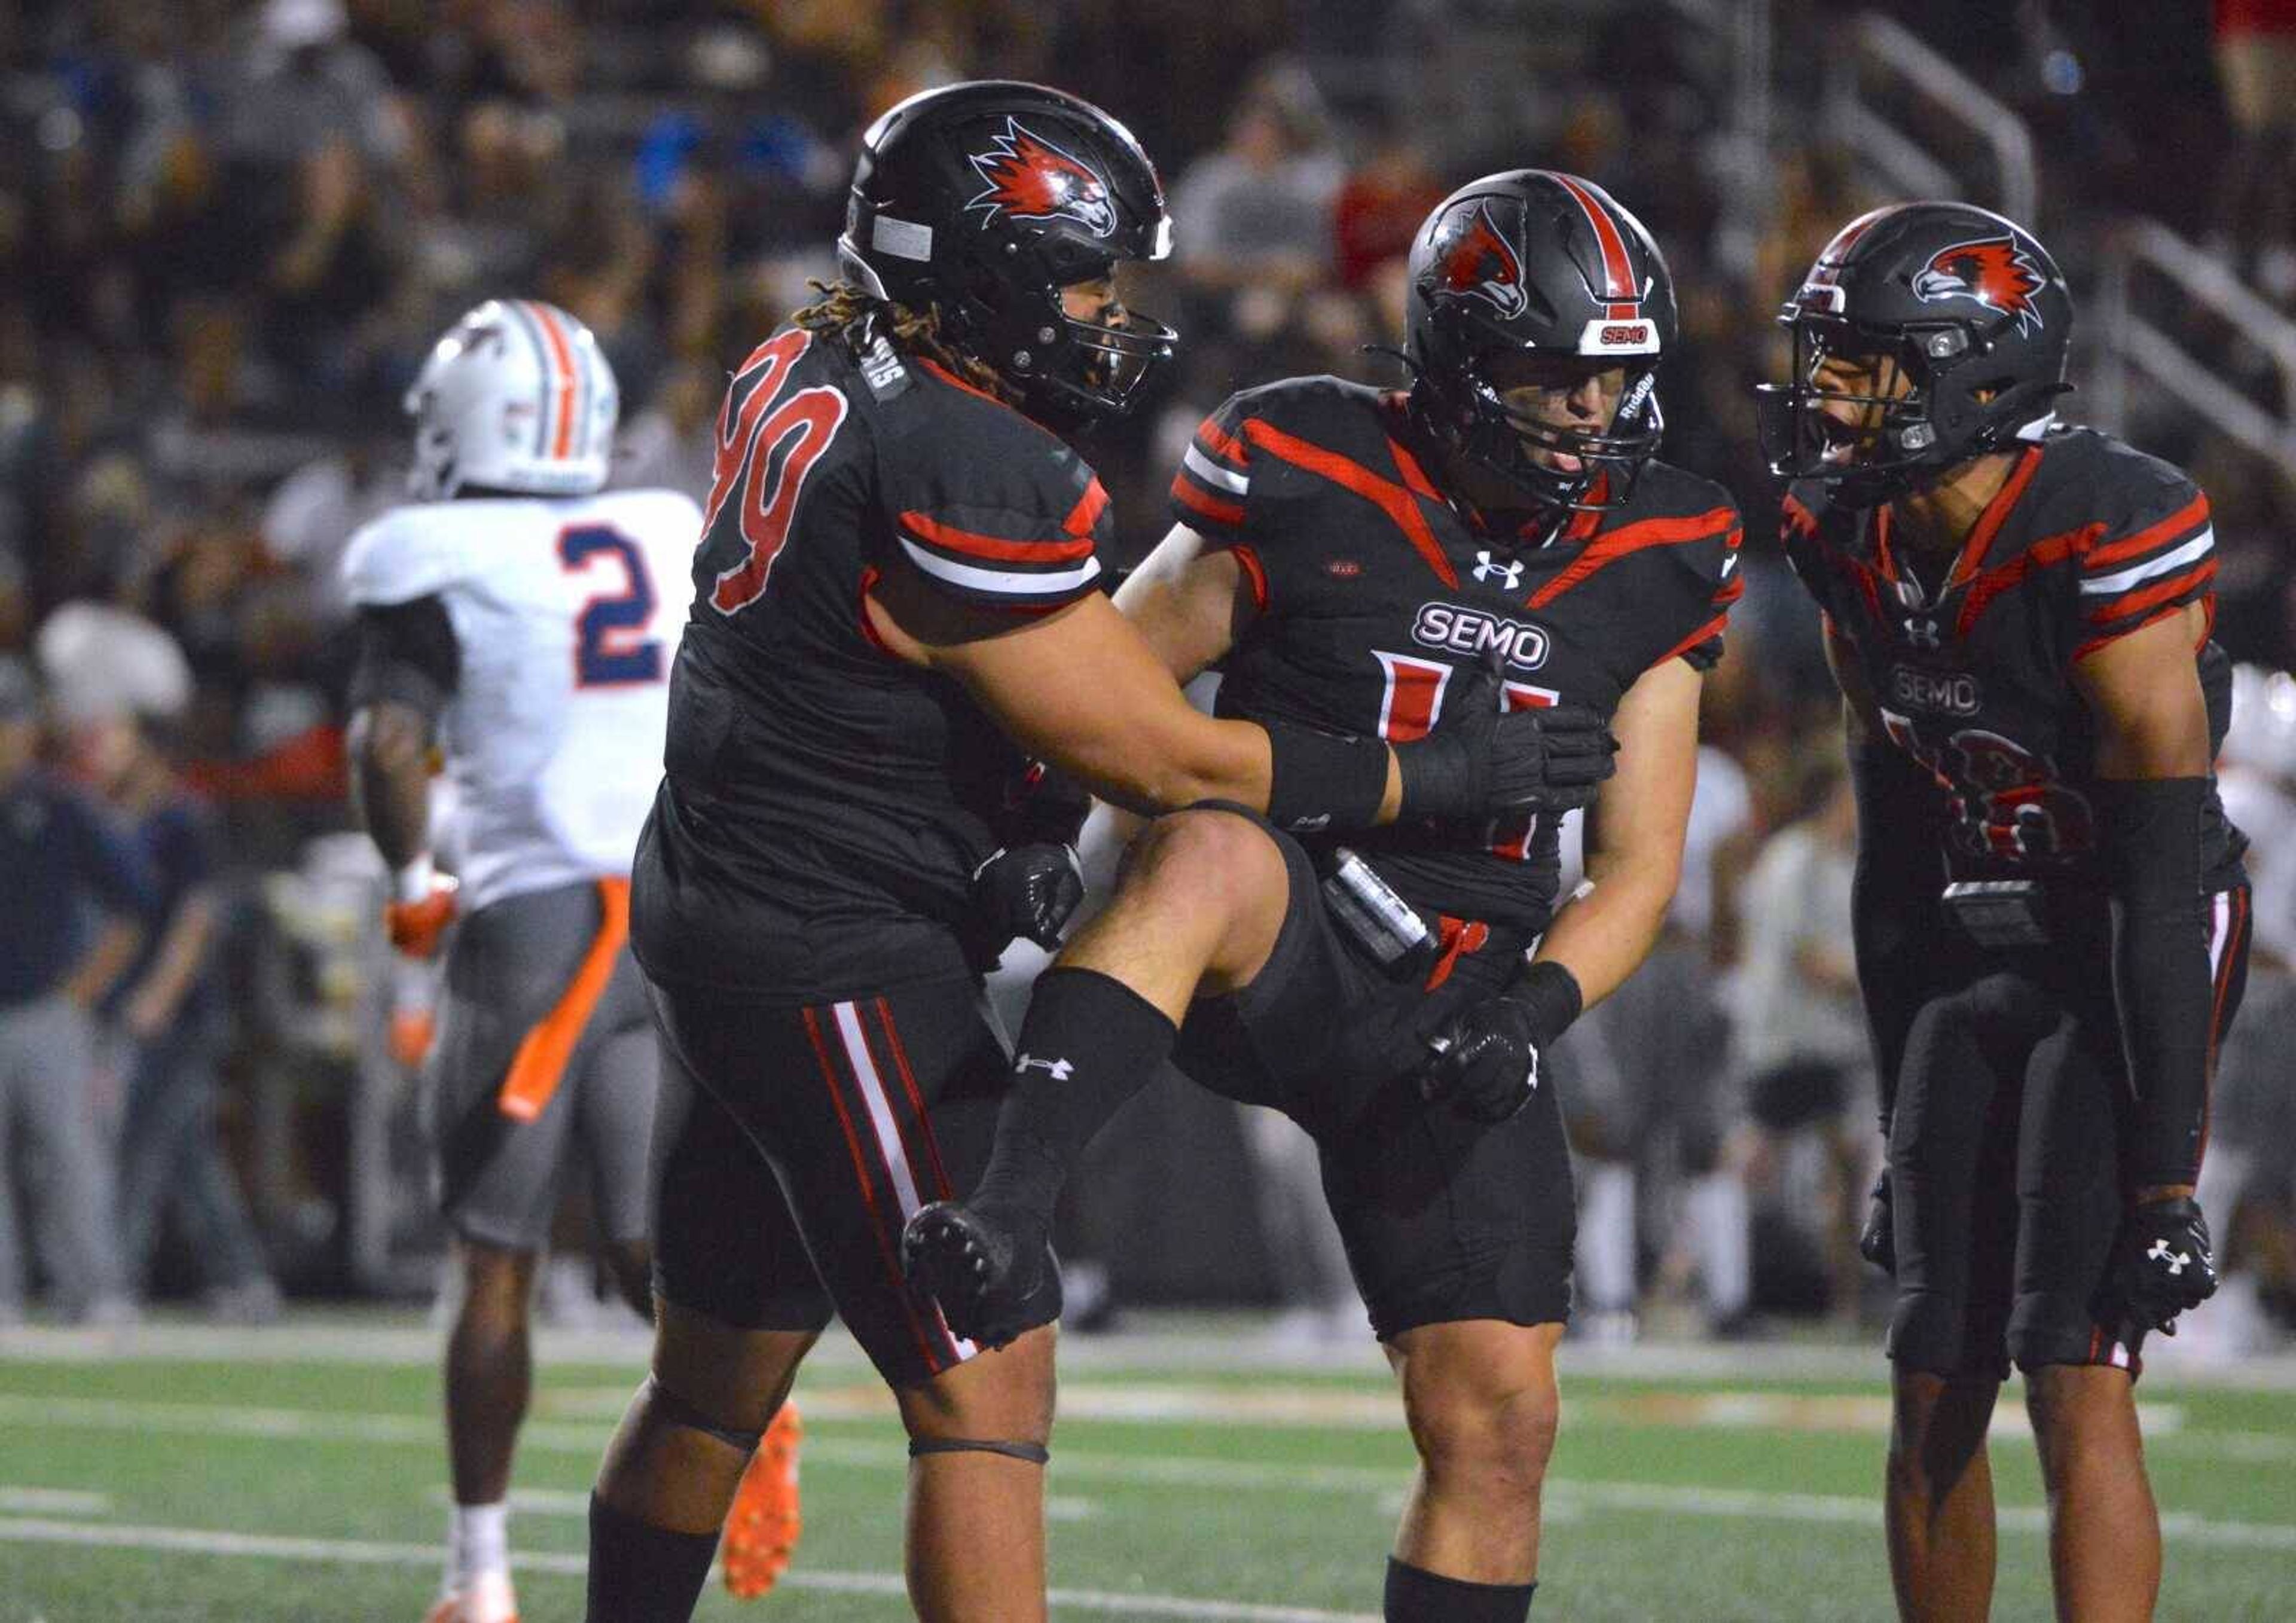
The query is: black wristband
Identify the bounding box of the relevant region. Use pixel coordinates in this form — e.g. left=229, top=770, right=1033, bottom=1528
left=1516, top=958, right=1584, bottom=1048
left=1263, top=718, right=1390, bottom=834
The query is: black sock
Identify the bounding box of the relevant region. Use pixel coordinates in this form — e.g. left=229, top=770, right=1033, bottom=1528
left=970, top=966, right=1178, bottom=1224
left=1385, top=1557, right=1536, bottom=1622
left=586, top=1492, right=720, bottom=1623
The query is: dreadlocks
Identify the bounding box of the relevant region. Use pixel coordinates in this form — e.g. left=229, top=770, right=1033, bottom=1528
left=791, top=282, right=1010, bottom=403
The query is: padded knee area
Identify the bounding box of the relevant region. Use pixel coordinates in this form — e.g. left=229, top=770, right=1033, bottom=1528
left=907, top=1436, right=1050, bottom=1466
left=642, top=1374, right=766, bottom=1454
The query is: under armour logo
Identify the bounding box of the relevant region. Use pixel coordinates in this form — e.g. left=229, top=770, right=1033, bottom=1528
left=2147, top=1238, right=2191, bottom=1276
left=1904, top=617, right=1940, bottom=651
left=1473, top=550, right=1525, bottom=590
left=1015, top=1052, right=1074, bottom=1081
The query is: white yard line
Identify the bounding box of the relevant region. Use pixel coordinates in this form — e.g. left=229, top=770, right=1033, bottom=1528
left=0, top=1487, right=109, bottom=1515
left=0, top=1518, right=1377, bottom=1622
left=9, top=1392, right=2295, bottom=1552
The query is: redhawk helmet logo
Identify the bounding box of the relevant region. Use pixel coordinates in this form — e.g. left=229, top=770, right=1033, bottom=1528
left=1436, top=203, right=1528, bottom=319
left=1910, top=236, right=2047, bottom=334
left=966, top=118, right=1116, bottom=237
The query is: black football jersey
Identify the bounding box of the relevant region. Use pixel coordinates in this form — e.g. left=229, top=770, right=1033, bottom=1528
left=633, top=323, right=1116, bottom=997
left=1782, top=425, right=2245, bottom=896
left=1170, top=376, right=1741, bottom=933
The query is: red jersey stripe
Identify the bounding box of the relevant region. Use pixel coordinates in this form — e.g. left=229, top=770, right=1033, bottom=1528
left=900, top=510, right=1095, bottom=565
left=2072, top=596, right=2213, bottom=662
left=1173, top=477, right=1245, bottom=529
left=1239, top=418, right=1459, bottom=588
left=2083, top=558, right=2217, bottom=625
left=1947, top=445, right=2044, bottom=588
left=1527, top=509, right=1736, bottom=608
left=1956, top=524, right=2097, bottom=637
left=1195, top=416, right=1250, bottom=468
left=1655, top=611, right=1729, bottom=669
left=1062, top=477, right=1110, bottom=538
left=2082, top=493, right=2212, bottom=570
left=1231, top=542, right=1270, bottom=612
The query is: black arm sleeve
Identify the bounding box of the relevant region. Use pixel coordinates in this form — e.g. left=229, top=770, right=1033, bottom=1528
left=347, top=596, right=459, bottom=722
left=1848, top=742, right=1948, bottom=1134
left=2093, top=776, right=2216, bottom=1187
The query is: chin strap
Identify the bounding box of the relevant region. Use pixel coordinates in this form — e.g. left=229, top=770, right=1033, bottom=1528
left=908, top=1436, right=1051, bottom=1466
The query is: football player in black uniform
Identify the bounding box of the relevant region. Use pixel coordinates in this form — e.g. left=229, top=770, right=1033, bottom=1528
left=904, top=171, right=1740, bottom=1623
left=582, top=85, right=1597, bottom=1623
left=1757, top=203, right=2250, bottom=1622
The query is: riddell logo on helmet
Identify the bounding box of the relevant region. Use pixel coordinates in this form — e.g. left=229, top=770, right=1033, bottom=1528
left=1437, top=203, right=1528, bottom=319
left=966, top=118, right=1116, bottom=237
left=1910, top=236, right=2047, bottom=334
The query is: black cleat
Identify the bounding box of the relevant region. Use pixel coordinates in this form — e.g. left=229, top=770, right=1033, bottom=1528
left=900, top=1200, right=1061, bottom=1351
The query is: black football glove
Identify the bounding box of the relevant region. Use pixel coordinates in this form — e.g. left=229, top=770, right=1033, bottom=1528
left=2109, top=1195, right=2217, bottom=1337
left=971, top=841, right=1085, bottom=951
left=1859, top=1169, right=1895, bottom=1276
left=1418, top=990, right=1547, bottom=1122
left=1394, top=654, right=1617, bottom=825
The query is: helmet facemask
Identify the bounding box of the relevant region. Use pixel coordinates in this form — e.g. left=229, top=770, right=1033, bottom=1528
left=948, top=242, right=1177, bottom=431
left=1410, top=303, right=1665, bottom=514
left=1756, top=303, right=2069, bottom=504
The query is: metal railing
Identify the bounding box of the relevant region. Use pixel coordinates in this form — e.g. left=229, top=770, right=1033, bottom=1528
left=1824, top=12, right=2036, bottom=222
left=2090, top=219, right=2296, bottom=471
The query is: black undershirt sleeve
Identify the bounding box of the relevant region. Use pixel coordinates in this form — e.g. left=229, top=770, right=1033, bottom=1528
left=347, top=596, right=459, bottom=723
left=2093, top=775, right=2216, bottom=1188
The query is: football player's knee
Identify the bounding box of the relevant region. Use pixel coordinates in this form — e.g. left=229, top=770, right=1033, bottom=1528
left=1403, top=1375, right=1559, bottom=1494
left=637, top=1372, right=768, bottom=1456
left=1128, top=809, right=1284, bottom=920
left=457, top=1241, right=538, bottom=1319
left=902, top=1332, right=1057, bottom=1446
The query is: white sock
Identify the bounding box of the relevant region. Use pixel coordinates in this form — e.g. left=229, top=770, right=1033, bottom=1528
left=1577, top=1161, right=1637, bottom=1311
left=1687, top=1172, right=1751, bottom=1317
left=448, top=1500, right=510, bottom=1586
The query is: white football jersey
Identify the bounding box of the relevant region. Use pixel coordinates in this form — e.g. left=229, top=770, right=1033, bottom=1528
left=342, top=488, right=699, bottom=911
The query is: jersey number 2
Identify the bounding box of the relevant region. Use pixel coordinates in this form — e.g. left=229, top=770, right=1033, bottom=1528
left=704, top=329, right=850, bottom=615
left=559, top=524, right=662, bottom=687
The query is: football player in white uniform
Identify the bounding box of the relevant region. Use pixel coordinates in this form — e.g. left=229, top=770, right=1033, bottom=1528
left=343, top=300, right=798, bottom=1622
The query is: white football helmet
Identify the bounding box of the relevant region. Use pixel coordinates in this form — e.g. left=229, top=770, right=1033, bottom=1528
left=405, top=299, right=618, bottom=500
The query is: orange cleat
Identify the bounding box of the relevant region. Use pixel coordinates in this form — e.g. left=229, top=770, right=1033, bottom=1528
left=722, top=1403, right=803, bottom=1600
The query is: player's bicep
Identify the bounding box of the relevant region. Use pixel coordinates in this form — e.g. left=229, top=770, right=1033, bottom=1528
left=1112, top=524, right=1254, bottom=683
left=2072, top=604, right=2212, bottom=780
left=1582, top=655, right=1702, bottom=887
left=911, top=590, right=1263, bottom=814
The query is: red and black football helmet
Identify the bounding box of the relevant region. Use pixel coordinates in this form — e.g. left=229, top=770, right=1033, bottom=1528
left=1404, top=170, right=1676, bottom=512
left=839, top=80, right=1177, bottom=429
left=1755, top=202, right=2072, bottom=503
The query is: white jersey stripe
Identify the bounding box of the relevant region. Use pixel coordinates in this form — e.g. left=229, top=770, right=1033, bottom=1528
left=2080, top=530, right=2213, bottom=596
left=897, top=536, right=1102, bottom=598
left=833, top=1001, right=976, bottom=1362
left=2208, top=889, right=2232, bottom=982
left=1184, top=444, right=1250, bottom=493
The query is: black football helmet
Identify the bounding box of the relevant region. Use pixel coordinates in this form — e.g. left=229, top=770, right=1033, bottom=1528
left=839, top=80, right=1177, bottom=429
left=1755, top=202, right=2072, bottom=503
left=1403, top=170, right=1676, bottom=512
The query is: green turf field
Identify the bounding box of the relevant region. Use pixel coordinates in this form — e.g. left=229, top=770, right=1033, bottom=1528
left=2, top=1316, right=2291, bottom=1621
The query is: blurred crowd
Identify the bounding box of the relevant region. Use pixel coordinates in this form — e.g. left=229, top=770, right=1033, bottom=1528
left=1, top=0, right=2291, bottom=1344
